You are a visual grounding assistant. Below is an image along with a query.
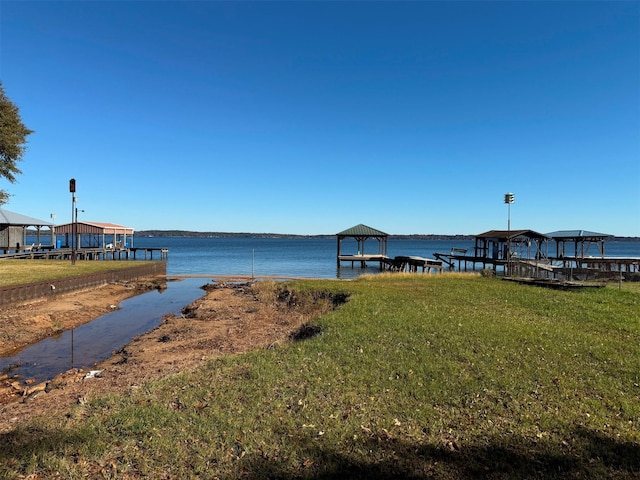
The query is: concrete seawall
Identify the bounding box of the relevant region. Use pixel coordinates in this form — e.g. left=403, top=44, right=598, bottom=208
left=0, top=262, right=166, bottom=305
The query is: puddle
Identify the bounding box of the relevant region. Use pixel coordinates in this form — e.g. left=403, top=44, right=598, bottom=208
left=0, top=277, right=207, bottom=385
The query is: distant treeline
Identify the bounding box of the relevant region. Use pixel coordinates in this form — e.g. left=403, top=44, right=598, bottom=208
left=136, top=230, right=475, bottom=240
left=134, top=230, right=639, bottom=241
left=26, top=228, right=639, bottom=241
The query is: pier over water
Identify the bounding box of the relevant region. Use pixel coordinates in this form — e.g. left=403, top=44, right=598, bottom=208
left=433, top=229, right=639, bottom=279
left=0, top=246, right=168, bottom=262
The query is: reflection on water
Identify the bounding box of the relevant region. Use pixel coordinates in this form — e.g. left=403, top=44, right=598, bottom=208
left=0, top=278, right=206, bottom=385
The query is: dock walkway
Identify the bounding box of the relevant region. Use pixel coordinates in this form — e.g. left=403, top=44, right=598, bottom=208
left=433, top=250, right=639, bottom=279
left=0, top=246, right=168, bottom=262
left=338, top=254, right=443, bottom=274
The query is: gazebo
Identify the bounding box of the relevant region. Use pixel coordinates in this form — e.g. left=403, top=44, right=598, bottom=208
left=336, top=224, right=389, bottom=269
left=0, top=207, right=54, bottom=252
left=545, top=230, right=612, bottom=259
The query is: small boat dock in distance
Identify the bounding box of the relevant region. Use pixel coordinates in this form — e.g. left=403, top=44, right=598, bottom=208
left=336, top=224, right=444, bottom=274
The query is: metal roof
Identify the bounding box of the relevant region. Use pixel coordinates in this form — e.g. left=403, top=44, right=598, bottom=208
left=55, top=221, right=134, bottom=235
left=545, top=230, right=611, bottom=240
left=337, top=224, right=389, bottom=237
left=0, top=207, right=53, bottom=227
left=476, top=229, right=549, bottom=240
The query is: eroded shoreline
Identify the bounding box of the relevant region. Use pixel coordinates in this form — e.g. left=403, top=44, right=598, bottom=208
left=0, top=279, right=338, bottom=433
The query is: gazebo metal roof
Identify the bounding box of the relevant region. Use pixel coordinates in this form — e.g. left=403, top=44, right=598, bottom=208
left=337, top=224, right=388, bottom=238
left=475, top=229, right=549, bottom=241
left=55, top=221, right=134, bottom=235
left=0, top=207, right=52, bottom=227
left=545, top=230, right=611, bottom=240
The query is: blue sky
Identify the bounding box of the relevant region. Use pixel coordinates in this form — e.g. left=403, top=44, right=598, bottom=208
left=1, top=1, right=638, bottom=236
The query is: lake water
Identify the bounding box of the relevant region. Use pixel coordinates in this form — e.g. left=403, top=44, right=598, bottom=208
left=26, top=234, right=640, bottom=278
left=129, top=236, right=640, bottom=279
left=132, top=236, right=480, bottom=278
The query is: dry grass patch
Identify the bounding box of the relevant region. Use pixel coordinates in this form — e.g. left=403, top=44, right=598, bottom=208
left=0, top=260, right=151, bottom=287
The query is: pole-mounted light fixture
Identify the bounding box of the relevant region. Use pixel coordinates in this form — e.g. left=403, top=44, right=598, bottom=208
left=504, top=192, right=515, bottom=275
left=70, top=178, right=77, bottom=264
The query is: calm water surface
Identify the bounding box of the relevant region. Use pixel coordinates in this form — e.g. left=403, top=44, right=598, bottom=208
left=0, top=278, right=206, bottom=384
left=133, top=237, right=481, bottom=277
left=130, top=236, right=640, bottom=277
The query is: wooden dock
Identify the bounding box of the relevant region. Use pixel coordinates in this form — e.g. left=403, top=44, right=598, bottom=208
left=503, top=277, right=606, bottom=290
left=383, top=256, right=443, bottom=273
left=0, top=246, right=168, bottom=262
left=338, top=254, right=443, bottom=274
left=338, top=254, right=388, bottom=269
left=553, top=256, right=640, bottom=274
left=433, top=250, right=639, bottom=280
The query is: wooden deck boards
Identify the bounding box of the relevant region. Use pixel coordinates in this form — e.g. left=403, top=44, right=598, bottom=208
left=0, top=247, right=168, bottom=261
left=338, top=254, right=443, bottom=273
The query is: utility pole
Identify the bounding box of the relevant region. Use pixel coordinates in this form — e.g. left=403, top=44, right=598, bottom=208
left=50, top=213, right=56, bottom=248
left=70, top=178, right=76, bottom=264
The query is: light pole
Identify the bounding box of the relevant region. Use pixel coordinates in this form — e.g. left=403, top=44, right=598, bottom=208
left=75, top=208, right=84, bottom=250
left=50, top=213, right=56, bottom=248
left=70, top=178, right=76, bottom=264
left=504, top=192, right=515, bottom=276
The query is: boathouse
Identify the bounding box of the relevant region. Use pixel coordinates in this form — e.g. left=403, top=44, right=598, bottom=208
left=544, top=230, right=637, bottom=276
left=433, top=229, right=550, bottom=275
left=0, top=208, right=54, bottom=253
left=473, top=229, right=549, bottom=263
left=55, top=221, right=134, bottom=249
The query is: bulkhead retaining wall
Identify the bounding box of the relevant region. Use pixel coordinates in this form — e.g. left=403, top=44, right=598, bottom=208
left=0, top=262, right=166, bottom=306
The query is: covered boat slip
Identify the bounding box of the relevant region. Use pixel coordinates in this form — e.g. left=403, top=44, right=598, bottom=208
left=51, top=221, right=164, bottom=259
left=0, top=210, right=167, bottom=261
left=434, top=229, right=639, bottom=278
left=55, top=221, right=134, bottom=250
left=546, top=230, right=639, bottom=277
left=0, top=208, right=54, bottom=253
left=433, top=229, right=552, bottom=275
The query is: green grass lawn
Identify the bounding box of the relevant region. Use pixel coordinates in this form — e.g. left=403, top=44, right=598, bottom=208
left=0, top=260, right=152, bottom=287
left=2, top=274, right=639, bottom=479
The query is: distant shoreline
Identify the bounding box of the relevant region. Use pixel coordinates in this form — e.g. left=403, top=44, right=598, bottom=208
left=136, top=231, right=474, bottom=240
left=136, top=230, right=640, bottom=242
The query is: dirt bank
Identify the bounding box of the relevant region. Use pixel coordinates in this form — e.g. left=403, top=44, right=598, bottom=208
left=0, top=279, right=166, bottom=358
left=0, top=279, right=338, bottom=433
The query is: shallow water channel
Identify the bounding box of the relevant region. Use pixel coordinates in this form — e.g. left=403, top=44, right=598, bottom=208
left=0, top=277, right=207, bottom=385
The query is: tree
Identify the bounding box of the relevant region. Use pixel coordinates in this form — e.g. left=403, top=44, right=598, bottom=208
left=0, top=82, right=33, bottom=205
